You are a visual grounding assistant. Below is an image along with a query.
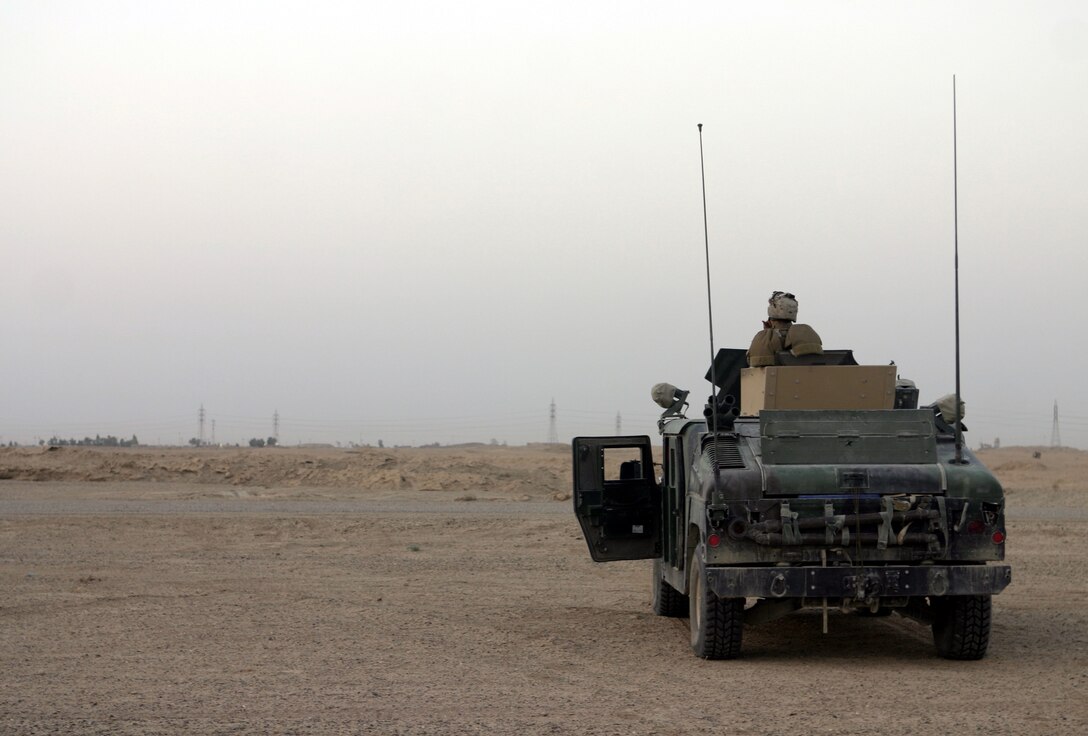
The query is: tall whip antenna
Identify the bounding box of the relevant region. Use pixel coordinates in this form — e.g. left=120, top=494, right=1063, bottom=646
left=952, top=76, right=966, bottom=464
left=698, top=124, right=723, bottom=493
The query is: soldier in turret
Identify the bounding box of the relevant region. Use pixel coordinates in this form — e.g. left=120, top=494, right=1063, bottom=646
left=746, top=291, right=823, bottom=367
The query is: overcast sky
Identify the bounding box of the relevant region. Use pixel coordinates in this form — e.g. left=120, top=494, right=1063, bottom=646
left=3, top=1, right=1086, bottom=448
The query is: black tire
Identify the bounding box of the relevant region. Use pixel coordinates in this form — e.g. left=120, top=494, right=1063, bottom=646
left=932, top=595, right=992, bottom=660
left=688, top=545, right=743, bottom=659
left=651, top=560, right=688, bottom=617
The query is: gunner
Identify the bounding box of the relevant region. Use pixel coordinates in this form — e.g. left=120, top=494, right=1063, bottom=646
left=746, top=291, right=823, bottom=367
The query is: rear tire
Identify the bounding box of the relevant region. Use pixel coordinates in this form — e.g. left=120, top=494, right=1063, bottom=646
left=932, top=595, right=992, bottom=660
left=651, top=560, right=687, bottom=617
left=688, top=545, right=743, bottom=659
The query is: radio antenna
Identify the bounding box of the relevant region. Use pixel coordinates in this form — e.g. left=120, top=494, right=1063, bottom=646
left=952, top=76, right=966, bottom=464
left=698, top=124, right=723, bottom=494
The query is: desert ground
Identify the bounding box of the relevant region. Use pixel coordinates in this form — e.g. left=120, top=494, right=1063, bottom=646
left=1, top=444, right=1086, bottom=735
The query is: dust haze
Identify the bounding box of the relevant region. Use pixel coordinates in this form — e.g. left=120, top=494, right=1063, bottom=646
left=3, top=2, right=1087, bottom=447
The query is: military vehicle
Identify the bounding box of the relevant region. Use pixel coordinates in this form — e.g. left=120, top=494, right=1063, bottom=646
left=571, top=348, right=1010, bottom=659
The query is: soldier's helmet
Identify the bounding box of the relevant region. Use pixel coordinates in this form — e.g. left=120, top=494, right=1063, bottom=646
left=935, top=394, right=966, bottom=425
left=767, top=291, right=798, bottom=322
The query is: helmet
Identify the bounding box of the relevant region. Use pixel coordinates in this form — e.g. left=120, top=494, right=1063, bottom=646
left=767, top=291, right=798, bottom=322
left=935, top=394, right=966, bottom=424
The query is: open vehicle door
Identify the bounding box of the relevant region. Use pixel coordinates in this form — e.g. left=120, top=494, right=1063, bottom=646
left=571, top=436, right=661, bottom=562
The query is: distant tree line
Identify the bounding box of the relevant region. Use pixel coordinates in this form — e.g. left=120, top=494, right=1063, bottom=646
left=42, top=435, right=139, bottom=447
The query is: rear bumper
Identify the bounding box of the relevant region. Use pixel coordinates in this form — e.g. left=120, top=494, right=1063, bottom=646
left=705, top=563, right=1011, bottom=599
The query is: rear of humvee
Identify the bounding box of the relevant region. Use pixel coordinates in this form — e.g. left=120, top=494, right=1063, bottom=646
left=572, top=351, right=1010, bottom=660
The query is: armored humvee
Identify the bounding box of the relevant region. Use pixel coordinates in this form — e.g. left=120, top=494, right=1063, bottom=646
left=572, top=348, right=1010, bottom=659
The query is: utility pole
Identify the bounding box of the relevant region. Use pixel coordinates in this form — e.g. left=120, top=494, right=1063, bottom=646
left=616, top=411, right=622, bottom=435
left=198, top=404, right=206, bottom=446
left=1051, top=401, right=1061, bottom=448
left=273, top=409, right=280, bottom=443
left=211, top=419, right=216, bottom=446
left=548, top=399, right=558, bottom=444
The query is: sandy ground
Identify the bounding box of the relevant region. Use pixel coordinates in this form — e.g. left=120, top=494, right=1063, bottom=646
left=1, top=445, right=1086, bottom=735
left=0, top=445, right=573, bottom=501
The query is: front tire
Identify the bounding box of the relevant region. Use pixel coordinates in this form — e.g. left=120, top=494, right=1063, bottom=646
left=932, top=595, right=992, bottom=660
left=688, top=545, right=743, bottom=659
left=651, top=559, right=687, bottom=617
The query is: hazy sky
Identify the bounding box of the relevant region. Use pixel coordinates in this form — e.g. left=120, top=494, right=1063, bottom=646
left=3, top=1, right=1086, bottom=448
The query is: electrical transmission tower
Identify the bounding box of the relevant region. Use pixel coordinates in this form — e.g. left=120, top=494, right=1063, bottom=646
left=1051, top=401, right=1061, bottom=448
left=211, top=420, right=216, bottom=446
left=616, top=411, right=621, bottom=435
left=273, top=410, right=280, bottom=443
left=548, top=399, right=558, bottom=444
left=198, top=404, right=205, bottom=446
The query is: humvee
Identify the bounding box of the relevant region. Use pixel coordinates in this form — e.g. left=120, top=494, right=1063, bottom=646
left=572, top=348, right=1010, bottom=659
